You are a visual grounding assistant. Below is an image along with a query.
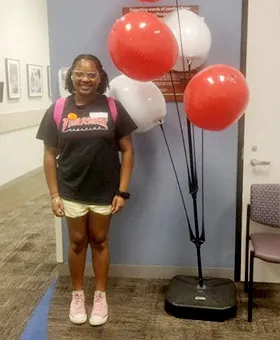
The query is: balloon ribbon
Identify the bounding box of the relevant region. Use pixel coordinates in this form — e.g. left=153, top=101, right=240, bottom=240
left=160, top=1, right=206, bottom=288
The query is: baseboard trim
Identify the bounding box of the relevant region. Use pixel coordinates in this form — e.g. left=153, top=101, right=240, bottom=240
left=0, top=166, right=44, bottom=192
left=55, top=217, right=64, bottom=264
left=58, top=264, right=234, bottom=280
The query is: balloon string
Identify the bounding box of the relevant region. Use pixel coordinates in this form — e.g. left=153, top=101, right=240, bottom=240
left=192, top=124, right=198, bottom=188
left=187, top=63, right=198, bottom=191
left=169, top=71, right=191, bottom=184
left=160, top=124, right=195, bottom=242
left=174, top=1, right=205, bottom=285
left=174, top=1, right=198, bottom=193
left=201, top=128, right=205, bottom=242
left=175, top=0, right=188, bottom=75
left=187, top=49, right=205, bottom=242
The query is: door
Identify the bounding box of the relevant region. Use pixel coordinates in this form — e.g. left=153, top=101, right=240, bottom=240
left=241, top=0, right=280, bottom=282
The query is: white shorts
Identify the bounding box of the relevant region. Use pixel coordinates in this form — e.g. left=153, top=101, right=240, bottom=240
left=61, top=198, right=112, bottom=218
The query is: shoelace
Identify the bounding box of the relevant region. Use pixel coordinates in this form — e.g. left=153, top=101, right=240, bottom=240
left=93, top=294, right=105, bottom=315
left=73, top=293, right=85, bottom=313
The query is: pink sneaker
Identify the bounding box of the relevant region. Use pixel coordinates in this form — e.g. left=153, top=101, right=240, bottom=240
left=89, top=291, right=108, bottom=326
left=69, top=291, right=87, bottom=324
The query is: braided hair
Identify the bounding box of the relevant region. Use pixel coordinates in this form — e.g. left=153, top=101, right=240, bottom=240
left=65, top=54, right=109, bottom=95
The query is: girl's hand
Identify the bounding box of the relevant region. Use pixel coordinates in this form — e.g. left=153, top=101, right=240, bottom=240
left=51, top=195, right=65, bottom=217
left=111, top=195, right=125, bottom=215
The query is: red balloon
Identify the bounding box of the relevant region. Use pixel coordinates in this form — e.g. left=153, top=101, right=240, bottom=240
left=184, top=64, right=249, bottom=131
left=108, top=12, right=178, bottom=81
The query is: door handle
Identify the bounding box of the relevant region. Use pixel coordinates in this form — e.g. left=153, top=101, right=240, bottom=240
left=250, top=158, right=270, bottom=166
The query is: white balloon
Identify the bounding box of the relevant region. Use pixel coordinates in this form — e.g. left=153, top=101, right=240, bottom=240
left=164, top=9, right=211, bottom=71
left=107, top=75, right=166, bottom=133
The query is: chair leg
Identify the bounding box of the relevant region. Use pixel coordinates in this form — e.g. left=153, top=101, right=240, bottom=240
left=248, top=250, right=255, bottom=322
left=244, top=205, right=250, bottom=293
left=244, top=238, right=249, bottom=293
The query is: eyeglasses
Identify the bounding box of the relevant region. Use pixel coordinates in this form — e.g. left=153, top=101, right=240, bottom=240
left=72, top=70, right=99, bottom=80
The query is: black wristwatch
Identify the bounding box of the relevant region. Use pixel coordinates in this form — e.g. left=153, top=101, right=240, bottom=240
left=116, top=190, right=131, bottom=200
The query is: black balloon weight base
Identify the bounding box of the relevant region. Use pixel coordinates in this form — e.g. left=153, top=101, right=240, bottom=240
left=164, top=275, right=237, bottom=322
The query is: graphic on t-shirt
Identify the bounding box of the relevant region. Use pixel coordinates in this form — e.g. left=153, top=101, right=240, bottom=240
left=62, top=112, right=109, bottom=132
left=68, top=112, right=78, bottom=120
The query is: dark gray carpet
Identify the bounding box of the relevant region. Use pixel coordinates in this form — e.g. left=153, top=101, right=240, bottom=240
left=48, top=276, right=280, bottom=340
left=0, top=194, right=57, bottom=340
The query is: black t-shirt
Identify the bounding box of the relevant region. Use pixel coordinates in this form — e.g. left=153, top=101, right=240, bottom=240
left=36, top=94, right=137, bottom=205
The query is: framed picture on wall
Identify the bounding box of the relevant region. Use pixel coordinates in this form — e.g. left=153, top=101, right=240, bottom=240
left=47, top=65, right=51, bottom=98
left=5, top=58, right=21, bottom=99
left=58, top=67, right=70, bottom=97
left=0, top=82, right=4, bottom=102
left=27, top=64, right=43, bottom=97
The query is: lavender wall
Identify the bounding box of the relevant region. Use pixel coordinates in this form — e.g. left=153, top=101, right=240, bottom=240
left=47, top=0, right=242, bottom=270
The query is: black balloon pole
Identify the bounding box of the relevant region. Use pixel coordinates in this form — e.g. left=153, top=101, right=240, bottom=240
left=161, top=1, right=206, bottom=288
left=163, top=2, right=238, bottom=322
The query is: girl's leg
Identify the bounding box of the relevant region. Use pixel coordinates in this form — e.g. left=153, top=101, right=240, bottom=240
left=67, top=215, right=88, bottom=290
left=88, top=210, right=111, bottom=326
left=67, top=214, right=88, bottom=324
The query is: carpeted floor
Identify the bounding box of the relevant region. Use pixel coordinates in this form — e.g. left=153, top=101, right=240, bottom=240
left=48, top=276, right=280, bottom=340
left=2, top=173, right=280, bottom=340
left=0, top=193, right=57, bottom=340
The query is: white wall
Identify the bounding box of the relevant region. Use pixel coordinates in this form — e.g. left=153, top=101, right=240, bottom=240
left=0, top=0, right=51, bottom=186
